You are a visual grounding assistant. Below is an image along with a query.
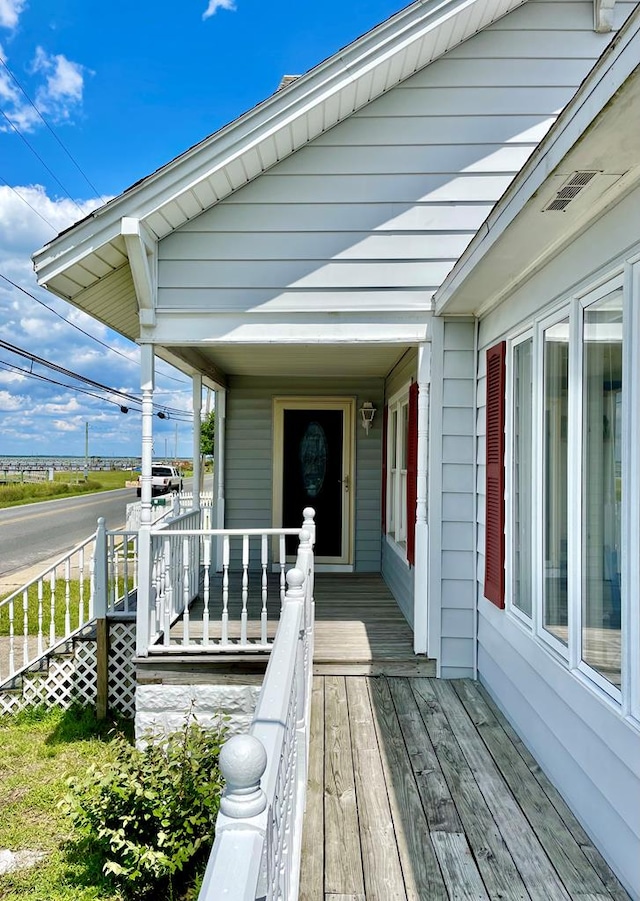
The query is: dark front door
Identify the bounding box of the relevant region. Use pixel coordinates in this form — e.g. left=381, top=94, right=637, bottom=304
left=282, top=409, right=344, bottom=558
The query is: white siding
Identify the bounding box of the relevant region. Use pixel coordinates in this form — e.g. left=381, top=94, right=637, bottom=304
left=157, top=2, right=626, bottom=318
left=475, top=185, right=640, bottom=900
left=225, top=376, right=383, bottom=572
left=430, top=319, right=477, bottom=678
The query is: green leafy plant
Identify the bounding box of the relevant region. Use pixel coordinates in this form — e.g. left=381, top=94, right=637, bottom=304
left=63, top=716, right=226, bottom=900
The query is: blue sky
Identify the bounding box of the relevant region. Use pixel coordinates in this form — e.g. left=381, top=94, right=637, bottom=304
left=0, top=0, right=406, bottom=458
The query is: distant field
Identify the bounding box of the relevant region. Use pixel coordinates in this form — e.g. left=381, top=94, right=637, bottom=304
left=0, top=470, right=135, bottom=510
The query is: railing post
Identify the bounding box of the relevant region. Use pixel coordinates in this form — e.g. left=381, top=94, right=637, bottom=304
left=219, top=734, right=268, bottom=818
left=94, top=518, right=109, bottom=721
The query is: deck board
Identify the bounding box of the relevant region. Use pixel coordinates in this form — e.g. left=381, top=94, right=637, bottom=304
left=299, top=677, right=631, bottom=901
left=172, top=573, right=435, bottom=676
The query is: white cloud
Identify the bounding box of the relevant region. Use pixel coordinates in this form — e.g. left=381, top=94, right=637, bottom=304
left=203, top=0, right=236, bottom=21
left=51, top=418, right=79, bottom=432
left=31, top=47, right=88, bottom=124
left=0, top=388, right=21, bottom=409
left=0, top=183, right=100, bottom=257
left=0, top=0, right=26, bottom=30
left=0, top=45, right=89, bottom=133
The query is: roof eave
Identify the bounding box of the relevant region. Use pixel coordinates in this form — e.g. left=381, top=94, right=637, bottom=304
left=33, top=0, right=524, bottom=291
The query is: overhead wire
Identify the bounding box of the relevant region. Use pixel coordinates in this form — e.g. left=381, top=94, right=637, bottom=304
left=0, top=273, right=189, bottom=386
left=0, top=106, right=87, bottom=214
left=0, top=54, right=106, bottom=202
left=0, top=172, right=56, bottom=230
left=0, top=338, right=193, bottom=420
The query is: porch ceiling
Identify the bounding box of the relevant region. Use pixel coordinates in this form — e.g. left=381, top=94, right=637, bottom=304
left=168, top=342, right=410, bottom=380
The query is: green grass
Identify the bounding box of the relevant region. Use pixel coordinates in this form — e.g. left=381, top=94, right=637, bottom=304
left=0, top=705, right=133, bottom=900
left=0, top=472, right=136, bottom=510
left=0, top=579, right=93, bottom=638
left=0, top=574, right=135, bottom=638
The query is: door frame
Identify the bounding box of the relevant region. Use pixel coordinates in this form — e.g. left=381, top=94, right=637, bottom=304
left=272, top=396, right=355, bottom=568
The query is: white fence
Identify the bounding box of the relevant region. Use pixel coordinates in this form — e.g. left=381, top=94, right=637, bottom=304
left=199, top=518, right=315, bottom=901
left=0, top=519, right=138, bottom=687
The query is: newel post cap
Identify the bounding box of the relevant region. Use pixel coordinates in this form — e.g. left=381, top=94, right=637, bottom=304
left=219, top=734, right=267, bottom=818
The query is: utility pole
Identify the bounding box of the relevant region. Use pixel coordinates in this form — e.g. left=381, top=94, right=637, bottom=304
left=174, top=421, right=178, bottom=462
left=84, top=422, right=89, bottom=481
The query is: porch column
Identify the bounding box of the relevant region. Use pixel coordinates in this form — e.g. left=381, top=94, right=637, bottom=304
left=214, top=387, right=226, bottom=571
left=413, top=342, right=431, bottom=654
left=136, top=343, right=155, bottom=656
left=192, top=373, right=202, bottom=510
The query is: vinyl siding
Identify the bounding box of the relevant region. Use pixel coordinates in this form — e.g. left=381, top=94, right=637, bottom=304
left=224, top=376, right=383, bottom=572
left=157, top=1, right=628, bottom=317
left=430, top=319, right=477, bottom=678
left=475, top=185, right=640, bottom=900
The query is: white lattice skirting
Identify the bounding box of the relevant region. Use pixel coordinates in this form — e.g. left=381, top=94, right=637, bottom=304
left=0, top=619, right=136, bottom=718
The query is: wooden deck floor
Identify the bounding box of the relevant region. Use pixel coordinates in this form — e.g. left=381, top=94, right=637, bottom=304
left=300, top=676, right=630, bottom=901
left=168, top=574, right=435, bottom=676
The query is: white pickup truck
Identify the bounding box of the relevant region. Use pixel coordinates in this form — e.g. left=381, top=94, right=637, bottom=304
left=136, top=464, right=183, bottom=497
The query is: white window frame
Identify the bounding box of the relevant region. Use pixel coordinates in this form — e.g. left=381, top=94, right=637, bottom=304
left=386, top=386, right=410, bottom=556
left=504, top=269, right=634, bottom=715
left=505, top=329, right=534, bottom=630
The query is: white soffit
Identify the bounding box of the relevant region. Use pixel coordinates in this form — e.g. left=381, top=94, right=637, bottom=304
left=434, top=4, right=640, bottom=316
left=33, top=0, right=526, bottom=303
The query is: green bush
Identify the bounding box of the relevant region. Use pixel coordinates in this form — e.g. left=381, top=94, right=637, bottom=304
left=63, top=716, right=226, bottom=900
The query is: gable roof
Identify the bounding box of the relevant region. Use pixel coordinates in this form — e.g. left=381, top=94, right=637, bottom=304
left=434, top=2, right=640, bottom=315
left=33, top=0, right=529, bottom=325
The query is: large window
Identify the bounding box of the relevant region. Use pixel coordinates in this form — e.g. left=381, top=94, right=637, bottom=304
left=512, top=337, right=533, bottom=617
left=387, top=392, right=409, bottom=546
left=582, top=288, right=623, bottom=688
left=505, top=277, right=629, bottom=703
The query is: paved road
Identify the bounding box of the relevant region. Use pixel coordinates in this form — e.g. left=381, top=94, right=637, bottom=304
left=0, top=488, right=138, bottom=577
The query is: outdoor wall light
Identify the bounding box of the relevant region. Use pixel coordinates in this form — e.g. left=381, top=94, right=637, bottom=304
left=359, top=402, right=376, bottom=435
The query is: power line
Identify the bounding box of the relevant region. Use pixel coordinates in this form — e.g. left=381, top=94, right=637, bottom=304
left=0, top=172, right=56, bottom=229
left=0, top=272, right=190, bottom=386
left=0, top=338, right=193, bottom=419
left=0, top=106, right=86, bottom=214
left=0, top=358, right=193, bottom=421
left=0, top=54, right=105, bottom=202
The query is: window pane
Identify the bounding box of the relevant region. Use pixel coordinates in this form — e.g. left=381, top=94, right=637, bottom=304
left=513, top=339, right=533, bottom=616
left=401, top=404, right=409, bottom=470
left=582, top=290, right=623, bottom=688
left=390, top=411, right=398, bottom=468
left=543, top=320, right=569, bottom=644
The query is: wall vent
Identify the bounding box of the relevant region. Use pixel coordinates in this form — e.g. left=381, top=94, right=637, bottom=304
left=544, top=171, right=599, bottom=212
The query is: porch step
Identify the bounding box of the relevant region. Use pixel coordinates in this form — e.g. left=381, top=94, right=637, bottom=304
left=313, top=658, right=436, bottom=677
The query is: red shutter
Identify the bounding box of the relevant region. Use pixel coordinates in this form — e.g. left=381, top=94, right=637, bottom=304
left=406, top=382, right=419, bottom=567
left=485, top=341, right=506, bottom=608
left=381, top=404, right=388, bottom=533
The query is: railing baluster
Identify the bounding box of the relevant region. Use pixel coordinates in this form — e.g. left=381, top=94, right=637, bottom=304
left=182, top=537, right=190, bottom=645
left=202, top=535, right=210, bottom=646
left=78, top=547, right=85, bottom=625
left=22, top=588, right=29, bottom=667
left=89, top=551, right=95, bottom=620
left=222, top=535, right=229, bottom=645
left=163, top=536, right=172, bottom=646
left=8, top=597, right=14, bottom=676
left=37, top=579, right=44, bottom=656
left=261, top=533, right=268, bottom=645
left=279, top=534, right=286, bottom=609
left=49, top=569, right=56, bottom=647
left=64, top=557, right=71, bottom=635
left=241, top=534, right=249, bottom=646
left=122, top=539, right=129, bottom=613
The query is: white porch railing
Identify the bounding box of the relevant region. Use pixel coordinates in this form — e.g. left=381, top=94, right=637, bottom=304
left=0, top=518, right=139, bottom=686
left=141, top=508, right=316, bottom=654
left=198, top=519, right=315, bottom=901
